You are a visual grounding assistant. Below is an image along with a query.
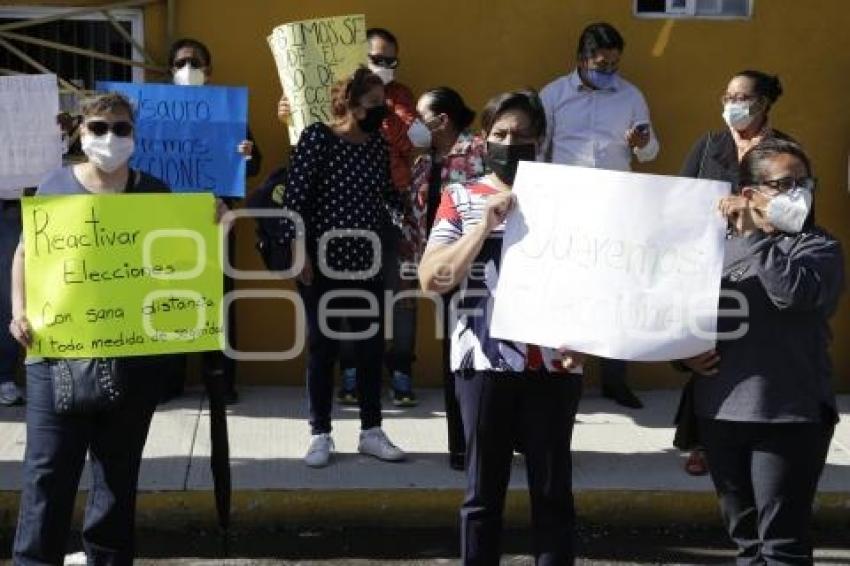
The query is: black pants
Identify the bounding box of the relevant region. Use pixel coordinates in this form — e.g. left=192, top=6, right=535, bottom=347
left=200, top=229, right=238, bottom=394
left=339, top=227, right=416, bottom=376
left=0, top=200, right=21, bottom=386
left=299, top=276, right=384, bottom=435
left=443, top=296, right=465, bottom=461
left=13, top=361, right=162, bottom=565
left=456, top=370, right=583, bottom=565
left=599, top=358, right=626, bottom=388
left=698, top=418, right=834, bottom=565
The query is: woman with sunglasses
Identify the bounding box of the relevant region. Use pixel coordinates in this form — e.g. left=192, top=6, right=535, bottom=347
left=680, top=139, right=844, bottom=564
left=677, top=70, right=793, bottom=477
left=282, top=67, right=408, bottom=468
left=9, top=92, right=174, bottom=564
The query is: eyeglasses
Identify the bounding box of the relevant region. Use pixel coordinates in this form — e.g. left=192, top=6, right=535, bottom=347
left=85, top=120, right=134, bottom=137
left=721, top=93, right=757, bottom=104
left=755, top=176, right=816, bottom=194
left=420, top=114, right=444, bottom=129
left=587, top=61, right=619, bottom=73
left=368, top=54, right=399, bottom=69
left=173, top=57, right=204, bottom=69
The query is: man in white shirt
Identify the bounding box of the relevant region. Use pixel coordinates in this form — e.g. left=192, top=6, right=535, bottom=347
left=539, top=22, right=658, bottom=409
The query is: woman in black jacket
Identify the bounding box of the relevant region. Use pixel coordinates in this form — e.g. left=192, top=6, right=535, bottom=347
left=680, top=139, right=843, bottom=564
left=678, top=69, right=792, bottom=476
left=681, top=70, right=790, bottom=184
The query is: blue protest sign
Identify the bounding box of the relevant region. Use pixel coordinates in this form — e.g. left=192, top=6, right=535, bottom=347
left=97, top=81, right=248, bottom=197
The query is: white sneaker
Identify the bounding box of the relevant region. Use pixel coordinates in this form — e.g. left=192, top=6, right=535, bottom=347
left=358, top=427, right=405, bottom=462
left=64, top=552, right=87, bottom=565
left=304, top=433, right=334, bottom=468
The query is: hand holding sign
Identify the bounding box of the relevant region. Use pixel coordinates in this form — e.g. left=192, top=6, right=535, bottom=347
left=490, top=162, right=730, bottom=362
left=97, top=82, right=248, bottom=197
left=268, top=14, right=368, bottom=143
left=22, top=193, right=224, bottom=358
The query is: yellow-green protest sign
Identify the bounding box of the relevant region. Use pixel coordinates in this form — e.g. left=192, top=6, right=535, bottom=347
left=268, top=14, right=368, bottom=143
left=22, top=193, right=223, bottom=358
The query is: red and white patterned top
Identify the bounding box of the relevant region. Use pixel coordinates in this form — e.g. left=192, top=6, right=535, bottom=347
left=427, top=177, right=581, bottom=374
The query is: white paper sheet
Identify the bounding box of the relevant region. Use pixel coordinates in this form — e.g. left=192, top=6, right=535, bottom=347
left=0, top=74, right=62, bottom=198
left=490, top=162, right=730, bottom=361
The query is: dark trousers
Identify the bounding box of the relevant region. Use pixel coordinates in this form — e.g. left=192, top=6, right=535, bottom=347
left=0, top=200, right=22, bottom=385
left=442, top=296, right=465, bottom=461
left=340, top=228, right=416, bottom=376
left=13, top=361, right=162, bottom=565
left=599, top=358, right=626, bottom=388
left=198, top=229, right=238, bottom=395
left=698, top=418, right=834, bottom=565
left=382, top=228, right=416, bottom=376
left=299, top=276, right=385, bottom=435
left=456, top=370, right=583, bottom=566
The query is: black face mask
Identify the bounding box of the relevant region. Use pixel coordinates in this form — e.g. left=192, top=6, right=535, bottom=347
left=357, top=104, right=388, bottom=133
left=485, top=141, right=537, bottom=186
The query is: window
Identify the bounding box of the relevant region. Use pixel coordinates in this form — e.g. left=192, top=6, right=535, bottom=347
left=0, top=5, right=146, bottom=90
left=635, top=0, right=753, bottom=19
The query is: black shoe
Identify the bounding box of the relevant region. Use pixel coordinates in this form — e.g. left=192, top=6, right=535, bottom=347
left=336, top=387, right=358, bottom=406
left=449, top=452, right=465, bottom=471
left=391, top=387, right=418, bottom=407
left=602, top=384, right=643, bottom=409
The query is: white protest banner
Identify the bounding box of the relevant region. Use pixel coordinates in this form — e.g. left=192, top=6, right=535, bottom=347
left=490, top=162, right=730, bottom=361
left=0, top=74, right=62, bottom=198
left=268, top=14, right=368, bottom=144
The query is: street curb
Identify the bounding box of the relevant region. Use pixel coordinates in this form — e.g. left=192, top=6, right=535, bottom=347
left=2, top=490, right=849, bottom=532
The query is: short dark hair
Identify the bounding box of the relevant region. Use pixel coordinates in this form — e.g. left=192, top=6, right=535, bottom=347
left=734, top=70, right=783, bottom=106
left=739, top=138, right=815, bottom=229
left=421, top=87, right=476, bottom=131
left=330, top=66, right=384, bottom=118
left=480, top=89, right=546, bottom=140
left=168, top=38, right=211, bottom=68
left=576, top=22, right=625, bottom=59
left=366, top=27, right=398, bottom=49
left=80, top=92, right=134, bottom=122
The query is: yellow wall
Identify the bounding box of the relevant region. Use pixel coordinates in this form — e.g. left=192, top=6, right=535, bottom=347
left=8, top=0, right=850, bottom=389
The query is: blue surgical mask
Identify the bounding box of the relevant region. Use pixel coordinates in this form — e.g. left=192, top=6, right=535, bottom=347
left=585, top=68, right=617, bottom=90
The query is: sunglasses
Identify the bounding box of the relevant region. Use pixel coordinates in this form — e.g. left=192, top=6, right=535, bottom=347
left=368, top=54, right=399, bottom=69
left=85, top=120, right=134, bottom=137
left=173, top=57, right=204, bottom=69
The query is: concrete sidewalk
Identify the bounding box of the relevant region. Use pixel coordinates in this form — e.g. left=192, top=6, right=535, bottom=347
left=1, top=388, right=848, bottom=530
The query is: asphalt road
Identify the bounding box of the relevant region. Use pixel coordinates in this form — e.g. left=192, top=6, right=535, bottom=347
left=3, top=525, right=849, bottom=565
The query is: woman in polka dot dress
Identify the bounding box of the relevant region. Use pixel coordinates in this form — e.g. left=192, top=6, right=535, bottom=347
left=282, top=67, right=408, bottom=468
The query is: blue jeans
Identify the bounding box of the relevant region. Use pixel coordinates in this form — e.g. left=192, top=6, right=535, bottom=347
left=0, top=200, right=22, bottom=385
left=13, top=360, right=163, bottom=565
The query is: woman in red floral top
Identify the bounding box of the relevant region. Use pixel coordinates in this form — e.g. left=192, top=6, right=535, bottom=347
left=406, top=88, right=487, bottom=264
left=402, top=87, right=487, bottom=471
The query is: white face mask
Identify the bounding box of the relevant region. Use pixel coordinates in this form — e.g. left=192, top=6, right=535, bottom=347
left=369, top=64, right=395, bottom=85
left=81, top=132, right=135, bottom=173
left=722, top=101, right=757, bottom=130
left=407, top=119, right=432, bottom=148
left=764, top=186, right=812, bottom=234
left=173, top=65, right=206, bottom=86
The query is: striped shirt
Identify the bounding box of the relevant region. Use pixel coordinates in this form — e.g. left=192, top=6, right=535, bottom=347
left=427, top=177, right=580, bottom=374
